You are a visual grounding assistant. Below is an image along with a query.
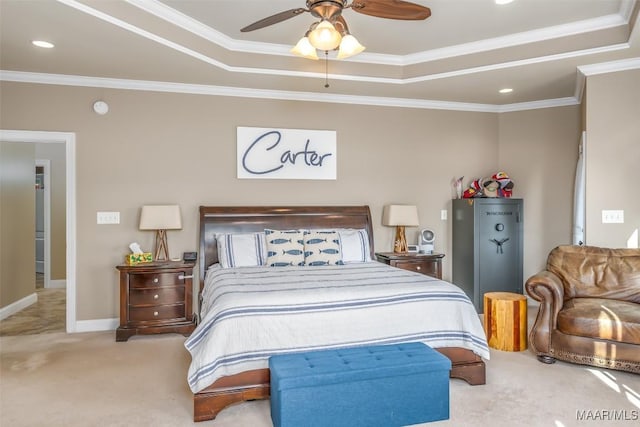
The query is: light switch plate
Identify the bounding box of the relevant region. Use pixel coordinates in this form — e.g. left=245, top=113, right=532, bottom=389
left=441, top=209, right=448, bottom=220
left=97, top=211, right=120, bottom=224
left=602, top=210, right=624, bottom=224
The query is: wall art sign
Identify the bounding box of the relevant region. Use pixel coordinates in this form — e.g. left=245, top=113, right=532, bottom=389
left=237, top=126, right=337, bottom=180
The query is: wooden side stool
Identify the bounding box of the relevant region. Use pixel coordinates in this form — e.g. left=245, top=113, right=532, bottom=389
left=484, top=292, right=527, bottom=351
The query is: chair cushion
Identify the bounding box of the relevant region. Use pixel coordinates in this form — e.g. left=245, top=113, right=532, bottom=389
left=557, top=298, right=640, bottom=345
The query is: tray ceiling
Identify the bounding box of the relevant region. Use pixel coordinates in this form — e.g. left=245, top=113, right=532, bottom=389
left=1, top=0, right=639, bottom=111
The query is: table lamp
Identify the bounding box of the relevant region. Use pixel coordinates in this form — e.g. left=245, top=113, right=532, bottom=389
left=382, top=205, right=419, bottom=253
left=139, top=205, right=182, bottom=261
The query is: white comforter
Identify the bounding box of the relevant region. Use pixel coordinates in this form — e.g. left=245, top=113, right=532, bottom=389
left=185, top=262, right=490, bottom=393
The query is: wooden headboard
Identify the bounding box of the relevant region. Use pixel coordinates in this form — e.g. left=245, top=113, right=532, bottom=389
left=198, top=205, right=375, bottom=293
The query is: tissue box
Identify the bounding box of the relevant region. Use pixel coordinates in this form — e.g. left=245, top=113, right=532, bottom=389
left=125, top=253, right=153, bottom=265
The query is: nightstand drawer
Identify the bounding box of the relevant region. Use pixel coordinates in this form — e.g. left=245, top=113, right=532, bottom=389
left=129, top=304, right=186, bottom=322
left=129, top=271, right=186, bottom=288
left=375, top=252, right=444, bottom=280
left=129, top=287, right=185, bottom=306
left=395, top=260, right=437, bottom=277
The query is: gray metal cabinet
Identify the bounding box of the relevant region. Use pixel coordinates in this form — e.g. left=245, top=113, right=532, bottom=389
left=452, top=198, right=524, bottom=313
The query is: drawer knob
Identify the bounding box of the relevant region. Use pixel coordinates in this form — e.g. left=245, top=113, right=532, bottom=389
left=416, top=266, right=421, bottom=270
left=153, top=311, right=159, bottom=317
left=153, top=278, right=159, bottom=283
left=153, top=294, right=159, bottom=300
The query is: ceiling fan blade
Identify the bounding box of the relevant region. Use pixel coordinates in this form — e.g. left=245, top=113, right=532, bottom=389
left=350, top=0, right=431, bottom=20
left=241, top=8, right=307, bottom=32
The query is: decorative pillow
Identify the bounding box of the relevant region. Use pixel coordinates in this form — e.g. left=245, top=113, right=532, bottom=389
left=303, top=231, right=343, bottom=266
left=265, top=229, right=305, bottom=266
left=216, top=232, right=266, bottom=268
left=338, top=229, right=372, bottom=263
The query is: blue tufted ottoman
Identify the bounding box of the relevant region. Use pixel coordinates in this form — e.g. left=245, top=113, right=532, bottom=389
left=269, top=342, right=451, bottom=427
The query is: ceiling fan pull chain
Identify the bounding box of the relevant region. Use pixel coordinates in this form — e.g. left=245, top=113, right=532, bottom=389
left=324, top=50, right=330, bottom=88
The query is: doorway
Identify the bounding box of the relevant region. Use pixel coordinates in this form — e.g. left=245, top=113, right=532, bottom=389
left=35, top=160, right=49, bottom=288
left=0, top=130, right=77, bottom=333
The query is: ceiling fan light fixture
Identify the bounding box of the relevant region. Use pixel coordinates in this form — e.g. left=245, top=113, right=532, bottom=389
left=242, top=0, right=432, bottom=64
left=308, top=20, right=342, bottom=51
left=337, top=34, right=365, bottom=59
left=291, top=35, right=320, bottom=60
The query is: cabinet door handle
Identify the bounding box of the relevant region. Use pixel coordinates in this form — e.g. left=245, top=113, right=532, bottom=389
left=178, top=275, right=194, bottom=280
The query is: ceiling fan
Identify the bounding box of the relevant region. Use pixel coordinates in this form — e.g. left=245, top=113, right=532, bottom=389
left=240, top=0, right=432, bottom=60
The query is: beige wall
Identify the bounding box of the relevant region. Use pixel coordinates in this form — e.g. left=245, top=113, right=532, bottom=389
left=585, top=69, right=640, bottom=248
left=0, top=141, right=36, bottom=308
left=35, top=143, right=67, bottom=280
left=1, top=81, right=584, bottom=321
left=498, top=106, right=582, bottom=281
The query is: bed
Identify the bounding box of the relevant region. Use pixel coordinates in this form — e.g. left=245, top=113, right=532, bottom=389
left=189, top=205, right=488, bottom=422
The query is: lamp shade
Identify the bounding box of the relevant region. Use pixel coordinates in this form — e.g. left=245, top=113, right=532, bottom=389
left=382, top=205, right=419, bottom=227
left=291, top=36, right=319, bottom=60
left=337, top=34, right=365, bottom=59
left=139, top=205, right=182, bottom=230
left=308, top=20, right=342, bottom=51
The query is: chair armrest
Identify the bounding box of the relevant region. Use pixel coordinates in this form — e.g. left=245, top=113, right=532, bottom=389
left=526, top=271, right=564, bottom=301
left=525, top=271, right=565, bottom=354
left=525, top=270, right=564, bottom=327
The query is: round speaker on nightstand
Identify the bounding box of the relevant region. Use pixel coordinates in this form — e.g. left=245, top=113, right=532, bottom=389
left=419, top=228, right=435, bottom=254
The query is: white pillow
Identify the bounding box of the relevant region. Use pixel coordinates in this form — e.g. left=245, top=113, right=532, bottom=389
left=216, top=232, right=266, bottom=268
left=338, top=229, right=372, bottom=263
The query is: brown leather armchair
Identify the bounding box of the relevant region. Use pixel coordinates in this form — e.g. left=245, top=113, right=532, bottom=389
left=525, top=245, right=640, bottom=373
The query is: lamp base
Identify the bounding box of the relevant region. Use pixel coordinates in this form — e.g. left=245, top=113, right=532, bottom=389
left=154, top=229, right=170, bottom=261
left=393, top=226, right=408, bottom=253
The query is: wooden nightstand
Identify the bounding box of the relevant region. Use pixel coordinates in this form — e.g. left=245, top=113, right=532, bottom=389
left=115, top=261, right=196, bottom=342
left=375, top=252, right=445, bottom=279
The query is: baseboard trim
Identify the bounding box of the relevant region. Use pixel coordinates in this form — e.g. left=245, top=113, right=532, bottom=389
left=0, top=293, right=38, bottom=321
left=73, top=317, right=119, bottom=333
left=47, top=279, right=67, bottom=289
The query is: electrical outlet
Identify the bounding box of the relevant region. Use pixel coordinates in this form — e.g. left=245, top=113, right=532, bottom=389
left=601, top=210, right=624, bottom=224
left=97, top=211, right=120, bottom=224
left=441, top=209, right=448, bottom=221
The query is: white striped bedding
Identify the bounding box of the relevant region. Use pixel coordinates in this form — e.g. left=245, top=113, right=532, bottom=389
left=185, top=262, right=490, bottom=394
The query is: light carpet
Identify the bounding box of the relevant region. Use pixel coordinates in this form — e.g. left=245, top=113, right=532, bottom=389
left=1, top=330, right=638, bottom=427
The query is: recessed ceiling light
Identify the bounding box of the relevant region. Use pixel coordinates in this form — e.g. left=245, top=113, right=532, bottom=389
left=32, top=40, right=54, bottom=49
left=495, top=0, right=514, bottom=5
left=499, top=88, right=513, bottom=94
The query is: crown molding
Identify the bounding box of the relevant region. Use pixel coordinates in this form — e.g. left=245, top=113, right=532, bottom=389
left=125, top=0, right=262, bottom=54
left=496, top=97, right=579, bottom=113
left=403, top=12, right=629, bottom=66
left=57, top=0, right=634, bottom=88
left=125, top=0, right=634, bottom=67
left=573, top=56, right=640, bottom=103
left=1, top=70, right=583, bottom=113
left=619, top=0, right=637, bottom=20
left=577, top=56, right=640, bottom=76
left=574, top=71, right=587, bottom=103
